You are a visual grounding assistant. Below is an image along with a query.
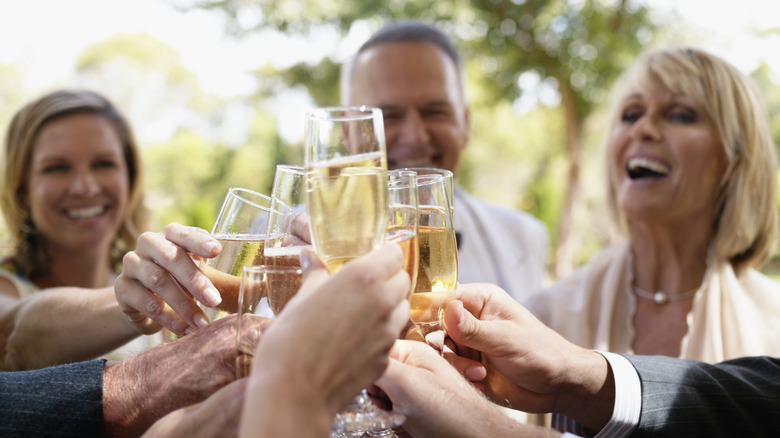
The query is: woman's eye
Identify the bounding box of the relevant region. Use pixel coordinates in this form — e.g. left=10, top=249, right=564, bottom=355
left=95, top=160, right=118, bottom=169
left=43, top=164, right=68, bottom=173
left=668, top=110, right=697, bottom=123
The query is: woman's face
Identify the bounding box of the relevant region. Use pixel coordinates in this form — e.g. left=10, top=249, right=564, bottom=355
left=26, top=113, right=130, bottom=254
left=609, top=80, right=728, bottom=227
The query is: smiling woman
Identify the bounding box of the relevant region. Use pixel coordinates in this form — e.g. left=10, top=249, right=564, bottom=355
left=0, top=89, right=159, bottom=370
left=525, top=47, right=780, bottom=364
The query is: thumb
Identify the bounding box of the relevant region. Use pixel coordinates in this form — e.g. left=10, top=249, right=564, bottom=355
left=443, top=299, right=493, bottom=352
left=296, top=248, right=330, bottom=297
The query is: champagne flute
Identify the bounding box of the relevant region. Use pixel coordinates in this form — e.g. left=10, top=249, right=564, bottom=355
left=409, top=174, right=458, bottom=351
left=200, top=187, right=291, bottom=320
left=305, top=106, right=388, bottom=273
left=397, top=167, right=454, bottom=216
left=386, top=170, right=419, bottom=298
left=235, top=264, right=303, bottom=378
left=304, top=106, right=402, bottom=436
left=263, top=164, right=311, bottom=316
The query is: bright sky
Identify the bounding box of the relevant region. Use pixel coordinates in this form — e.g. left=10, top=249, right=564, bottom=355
left=1, top=0, right=779, bottom=139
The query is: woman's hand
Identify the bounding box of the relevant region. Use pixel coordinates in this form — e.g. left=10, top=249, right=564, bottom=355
left=115, top=223, right=224, bottom=335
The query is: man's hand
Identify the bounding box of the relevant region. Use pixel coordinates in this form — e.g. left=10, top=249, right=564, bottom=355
left=103, top=314, right=271, bottom=437
left=115, top=223, right=223, bottom=336
left=240, top=244, right=411, bottom=437
left=142, top=379, right=247, bottom=438
left=376, top=340, right=561, bottom=438
left=444, top=283, right=614, bottom=429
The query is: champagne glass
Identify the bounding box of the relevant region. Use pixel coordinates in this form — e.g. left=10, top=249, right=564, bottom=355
left=235, top=264, right=303, bottom=378
left=386, top=170, right=419, bottom=298
left=262, top=164, right=312, bottom=316
left=304, top=106, right=402, bottom=436
left=409, top=174, right=458, bottom=351
left=397, top=167, right=454, bottom=217
left=305, top=106, right=388, bottom=273
left=200, top=187, right=291, bottom=321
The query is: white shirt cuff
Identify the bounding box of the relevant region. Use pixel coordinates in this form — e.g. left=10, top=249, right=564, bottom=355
left=592, top=351, right=641, bottom=438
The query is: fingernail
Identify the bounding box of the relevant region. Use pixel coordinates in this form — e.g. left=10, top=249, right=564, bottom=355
left=465, top=365, right=487, bottom=381
left=193, top=314, right=210, bottom=329
left=203, top=240, right=218, bottom=254
left=203, top=287, right=222, bottom=307
left=300, top=249, right=313, bottom=272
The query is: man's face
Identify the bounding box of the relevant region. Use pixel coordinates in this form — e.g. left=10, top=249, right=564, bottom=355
left=348, top=42, right=469, bottom=172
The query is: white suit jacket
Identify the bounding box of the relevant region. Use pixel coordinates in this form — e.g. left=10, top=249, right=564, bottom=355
left=453, top=184, right=549, bottom=301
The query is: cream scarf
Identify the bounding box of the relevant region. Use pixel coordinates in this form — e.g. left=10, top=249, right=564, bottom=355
left=525, top=243, right=780, bottom=363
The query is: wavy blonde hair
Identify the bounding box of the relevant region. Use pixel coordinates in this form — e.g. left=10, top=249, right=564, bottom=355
left=1, top=90, right=150, bottom=278
left=604, top=47, right=777, bottom=272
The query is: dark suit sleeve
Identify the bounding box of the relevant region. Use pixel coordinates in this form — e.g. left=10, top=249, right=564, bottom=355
left=0, top=359, right=105, bottom=437
left=626, top=355, right=780, bottom=437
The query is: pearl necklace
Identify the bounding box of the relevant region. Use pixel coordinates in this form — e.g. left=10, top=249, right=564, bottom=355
left=632, top=286, right=698, bottom=305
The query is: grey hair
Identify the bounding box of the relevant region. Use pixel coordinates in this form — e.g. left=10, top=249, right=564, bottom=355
left=341, top=20, right=467, bottom=104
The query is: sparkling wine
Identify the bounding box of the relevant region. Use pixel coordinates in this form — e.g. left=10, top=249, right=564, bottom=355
left=409, top=290, right=458, bottom=326
left=264, top=246, right=304, bottom=315
left=307, top=153, right=387, bottom=272
left=414, top=225, right=458, bottom=293
left=386, top=226, right=419, bottom=298
left=410, top=224, right=457, bottom=327
left=200, top=234, right=267, bottom=315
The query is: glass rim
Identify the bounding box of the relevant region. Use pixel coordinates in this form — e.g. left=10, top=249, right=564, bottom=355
left=242, top=264, right=303, bottom=275
left=228, top=187, right=291, bottom=215
left=306, top=105, right=382, bottom=122
left=388, top=170, right=418, bottom=189
left=414, top=173, right=446, bottom=187
left=275, top=164, right=305, bottom=174
left=396, top=167, right=453, bottom=179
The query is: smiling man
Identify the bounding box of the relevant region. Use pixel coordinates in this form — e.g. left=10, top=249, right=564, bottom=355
left=341, top=20, right=549, bottom=300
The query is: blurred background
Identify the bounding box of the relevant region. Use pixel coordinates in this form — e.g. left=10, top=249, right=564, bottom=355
left=1, top=0, right=779, bottom=281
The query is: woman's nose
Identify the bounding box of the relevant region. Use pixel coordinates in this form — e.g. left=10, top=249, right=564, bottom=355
left=68, top=171, right=101, bottom=196
left=630, top=113, right=662, bottom=141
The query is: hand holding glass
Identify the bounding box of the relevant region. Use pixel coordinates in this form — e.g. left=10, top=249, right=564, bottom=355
left=200, top=187, right=290, bottom=320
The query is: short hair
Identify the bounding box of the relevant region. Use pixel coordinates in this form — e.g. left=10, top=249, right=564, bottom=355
left=341, top=20, right=466, bottom=104
left=604, top=47, right=778, bottom=271
left=1, top=89, right=150, bottom=278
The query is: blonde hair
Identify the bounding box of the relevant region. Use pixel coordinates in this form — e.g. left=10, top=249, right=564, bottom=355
left=605, top=47, right=777, bottom=271
left=1, top=89, right=150, bottom=278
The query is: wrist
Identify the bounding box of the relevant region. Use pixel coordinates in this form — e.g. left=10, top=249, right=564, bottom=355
left=103, top=360, right=148, bottom=437
left=556, top=349, right=614, bottom=431
left=246, top=360, right=335, bottom=436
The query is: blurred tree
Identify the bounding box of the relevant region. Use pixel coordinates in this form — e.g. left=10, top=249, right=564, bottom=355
left=751, top=62, right=780, bottom=158
left=181, top=0, right=657, bottom=277
left=0, top=63, right=26, bottom=136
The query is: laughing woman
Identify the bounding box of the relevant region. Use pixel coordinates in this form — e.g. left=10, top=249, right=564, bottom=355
left=525, top=47, right=780, bottom=363
left=0, top=90, right=158, bottom=370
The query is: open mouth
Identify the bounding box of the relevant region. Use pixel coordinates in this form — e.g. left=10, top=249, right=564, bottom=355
left=65, top=205, right=107, bottom=220
left=626, top=157, right=670, bottom=180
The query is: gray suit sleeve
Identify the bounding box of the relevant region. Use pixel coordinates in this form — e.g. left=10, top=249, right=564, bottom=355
left=626, top=355, right=780, bottom=437
left=0, top=359, right=105, bottom=437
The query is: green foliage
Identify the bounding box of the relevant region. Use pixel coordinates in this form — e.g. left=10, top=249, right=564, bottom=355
left=144, top=128, right=229, bottom=229
left=0, top=63, right=26, bottom=135
left=751, top=62, right=780, bottom=159
left=143, top=107, right=282, bottom=230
